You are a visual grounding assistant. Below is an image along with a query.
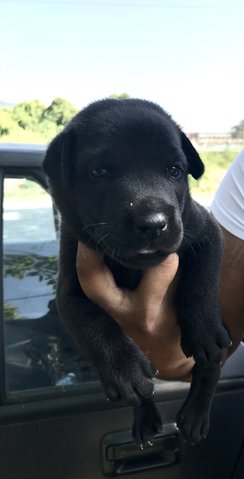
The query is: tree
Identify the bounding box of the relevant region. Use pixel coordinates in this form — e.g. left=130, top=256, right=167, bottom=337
left=41, top=97, right=78, bottom=127
left=12, top=100, right=45, bottom=130
left=4, top=302, right=21, bottom=320
left=231, top=119, right=244, bottom=139
left=37, top=118, right=60, bottom=140
left=108, top=93, right=130, bottom=99
left=0, top=109, right=18, bottom=136
left=4, top=253, right=58, bottom=289
left=0, top=95, right=132, bottom=142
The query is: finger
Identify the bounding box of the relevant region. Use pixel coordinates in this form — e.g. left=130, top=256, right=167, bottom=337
left=76, top=242, right=124, bottom=308
left=136, top=253, right=179, bottom=307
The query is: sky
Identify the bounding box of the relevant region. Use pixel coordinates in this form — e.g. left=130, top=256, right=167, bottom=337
left=0, top=0, right=244, bottom=132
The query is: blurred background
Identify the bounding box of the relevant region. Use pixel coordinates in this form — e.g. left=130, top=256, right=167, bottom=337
left=1, top=0, right=244, bottom=203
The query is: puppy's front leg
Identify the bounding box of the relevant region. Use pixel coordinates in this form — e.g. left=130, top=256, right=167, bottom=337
left=176, top=221, right=231, bottom=443
left=57, top=224, right=155, bottom=408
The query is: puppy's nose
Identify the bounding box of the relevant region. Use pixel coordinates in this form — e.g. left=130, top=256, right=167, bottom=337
left=135, top=213, right=168, bottom=238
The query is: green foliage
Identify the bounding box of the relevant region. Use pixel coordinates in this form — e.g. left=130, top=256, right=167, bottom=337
left=37, top=118, right=59, bottom=139
left=108, top=93, right=130, bottom=99
left=4, top=302, right=22, bottom=320
left=5, top=178, right=48, bottom=201
left=189, top=149, right=237, bottom=200
left=41, top=97, right=78, bottom=127
left=4, top=253, right=58, bottom=289
left=0, top=109, right=19, bottom=136
left=231, top=119, right=244, bottom=139
left=0, top=97, right=78, bottom=143
left=3, top=253, right=58, bottom=321
left=12, top=99, right=45, bottom=130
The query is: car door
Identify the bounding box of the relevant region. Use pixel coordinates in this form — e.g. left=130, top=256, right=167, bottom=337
left=0, top=144, right=244, bottom=479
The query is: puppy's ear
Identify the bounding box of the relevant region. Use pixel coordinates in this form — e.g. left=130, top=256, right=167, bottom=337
left=43, top=129, right=75, bottom=187
left=181, top=132, right=204, bottom=179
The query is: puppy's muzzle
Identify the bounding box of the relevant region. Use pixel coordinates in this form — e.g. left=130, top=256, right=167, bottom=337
left=134, top=212, right=168, bottom=240
left=128, top=197, right=176, bottom=243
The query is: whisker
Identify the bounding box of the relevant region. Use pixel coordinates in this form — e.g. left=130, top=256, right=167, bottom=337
left=184, top=230, right=206, bottom=255
left=182, top=237, right=197, bottom=258
left=95, top=233, right=110, bottom=250
left=205, top=235, right=212, bottom=247
left=82, top=222, right=110, bottom=232
left=82, top=237, right=95, bottom=248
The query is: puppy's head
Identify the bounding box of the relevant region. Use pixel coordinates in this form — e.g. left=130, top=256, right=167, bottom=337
left=44, top=99, right=204, bottom=269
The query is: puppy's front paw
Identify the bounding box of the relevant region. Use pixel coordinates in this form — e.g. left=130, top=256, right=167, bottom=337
left=132, top=399, right=162, bottom=444
left=99, top=337, right=155, bottom=406
left=181, top=323, right=231, bottom=365
left=176, top=401, right=210, bottom=444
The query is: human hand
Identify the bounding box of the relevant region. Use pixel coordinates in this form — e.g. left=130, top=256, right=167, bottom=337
left=76, top=243, right=195, bottom=380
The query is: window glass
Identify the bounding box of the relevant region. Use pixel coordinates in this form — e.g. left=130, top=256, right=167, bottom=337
left=3, top=177, right=98, bottom=394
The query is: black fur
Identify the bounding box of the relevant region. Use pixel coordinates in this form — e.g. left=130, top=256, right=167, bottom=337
left=43, top=99, right=230, bottom=444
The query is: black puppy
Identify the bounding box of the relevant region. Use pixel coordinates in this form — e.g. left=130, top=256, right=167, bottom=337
left=43, top=99, right=230, bottom=444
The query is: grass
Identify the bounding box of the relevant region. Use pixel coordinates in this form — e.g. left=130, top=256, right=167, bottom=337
left=4, top=178, right=49, bottom=204
left=0, top=129, right=50, bottom=144
left=190, top=149, right=238, bottom=202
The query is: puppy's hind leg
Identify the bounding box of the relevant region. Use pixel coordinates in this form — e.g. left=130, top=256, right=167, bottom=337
left=176, top=362, right=220, bottom=444
left=132, top=397, right=162, bottom=446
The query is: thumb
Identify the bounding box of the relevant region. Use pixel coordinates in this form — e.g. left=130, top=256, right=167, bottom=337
left=135, top=253, right=179, bottom=308
left=76, top=242, right=124, bottom=307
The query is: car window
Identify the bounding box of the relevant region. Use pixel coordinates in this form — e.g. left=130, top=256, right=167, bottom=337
left=3, top=177, right=98, bottom=396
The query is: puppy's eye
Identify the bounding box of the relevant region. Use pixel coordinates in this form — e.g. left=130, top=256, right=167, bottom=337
left=89, top=167, right=110, bottom=178
left=167, top=165, right=182, bottom=179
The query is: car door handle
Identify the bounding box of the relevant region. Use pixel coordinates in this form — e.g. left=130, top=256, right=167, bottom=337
left=101, top=423, right=181, bottom=476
